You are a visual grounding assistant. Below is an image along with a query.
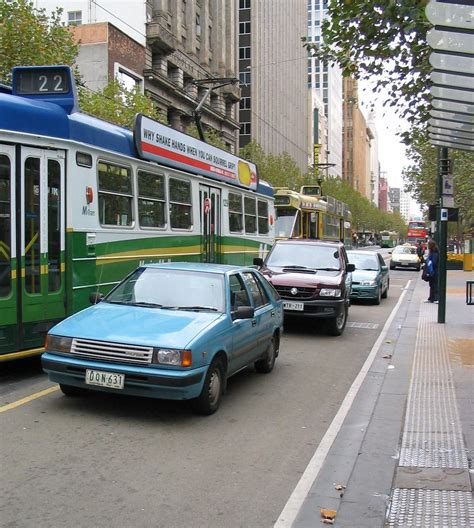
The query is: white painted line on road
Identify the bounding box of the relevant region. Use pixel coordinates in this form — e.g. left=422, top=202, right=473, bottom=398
left=274, top=280, right=412, bottom=528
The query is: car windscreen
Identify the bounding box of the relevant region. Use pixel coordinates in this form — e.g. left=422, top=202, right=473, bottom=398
left=393, top=246, right=416, bottom=255
left=105, top=268, right=225, bottom=312
left=266, top=243, right=341, bottom=270
left=347, top=253, right=379, bottom=271
left=274, top=211, right=296, bottom=238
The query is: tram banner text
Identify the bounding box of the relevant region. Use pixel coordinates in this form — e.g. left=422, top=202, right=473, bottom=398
left=134, top=114, right=258, bottom=191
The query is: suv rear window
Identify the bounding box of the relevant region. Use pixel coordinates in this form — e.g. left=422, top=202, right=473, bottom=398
left=266, top=243, right=341, bottom=271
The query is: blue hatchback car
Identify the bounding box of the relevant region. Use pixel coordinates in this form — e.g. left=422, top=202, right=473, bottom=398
left=42, top=263, right=283, bottom=414
left=347, top=250, right=390, bottom=305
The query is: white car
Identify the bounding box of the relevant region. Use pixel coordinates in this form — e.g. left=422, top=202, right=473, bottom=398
left=389, top=245, right=421, bottom=271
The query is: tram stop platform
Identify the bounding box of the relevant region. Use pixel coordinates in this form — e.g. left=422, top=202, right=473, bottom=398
left=282, top=271, right=474, bottom=528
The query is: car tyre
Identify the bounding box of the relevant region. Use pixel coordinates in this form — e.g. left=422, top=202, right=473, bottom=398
left=59, top=383, right=83, bottom=397
left=389, top=263, right=396, bottom=270
left=382, top=280, right=389, bottom=299
left=373, top=287, right=382, bottom=305
left=192, top=357, right=224, bottom=415
left=327, top=304, right=347, bottom=336
left=255, top=334, right=279, bottom=373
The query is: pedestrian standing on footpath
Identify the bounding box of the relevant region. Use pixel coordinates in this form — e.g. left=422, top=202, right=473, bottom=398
left=423, top=240, right=439, bottom=303
left=416, top=241, right=425, bottom=263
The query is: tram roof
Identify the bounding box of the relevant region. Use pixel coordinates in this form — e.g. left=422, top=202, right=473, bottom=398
left=0, top=92, right=273, bottom=197
left=0, top=92, right=137, bottom=157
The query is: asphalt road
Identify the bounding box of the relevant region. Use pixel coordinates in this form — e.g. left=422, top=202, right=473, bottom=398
left=1, top=253, right=419, bottom=528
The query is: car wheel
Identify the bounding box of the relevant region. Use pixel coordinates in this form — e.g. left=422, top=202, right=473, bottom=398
left=59, top=384, right=82, bottom=397
left=327, top=305, right=347, bottom=336
left=373, top=287, right=382, bottom=305
left=382, top=280, right=389, bottom=299
left=416, top=265, right=421, bottom=272
left=255, top=334, right=279, bottom=374
left=390, top=263, right=395, bottom=270
left=192, top=357, right=224, bottom=415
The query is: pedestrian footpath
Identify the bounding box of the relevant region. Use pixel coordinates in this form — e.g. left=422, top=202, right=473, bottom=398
left=280, top=271, right=473, bottom=528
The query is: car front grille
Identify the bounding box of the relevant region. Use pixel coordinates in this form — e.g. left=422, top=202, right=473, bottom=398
left=71, top=338, right=153, bottom=365
left=274, top=285, right=319, bottom=300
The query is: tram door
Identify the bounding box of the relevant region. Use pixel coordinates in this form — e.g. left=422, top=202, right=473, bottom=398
left=0, top=146, right=66, bottom=357
left=199, top=185, right=221, bottom=263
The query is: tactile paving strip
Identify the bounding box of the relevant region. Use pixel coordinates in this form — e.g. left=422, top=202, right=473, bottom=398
left=386, top=489, right=474, bottom=528
left=399, top=303, right=468, bottom=469
left=385, top=302, right=473, bottom=527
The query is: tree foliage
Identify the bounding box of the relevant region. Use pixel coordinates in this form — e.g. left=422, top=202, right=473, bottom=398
left=78, top=81, right=164, bottom=129
left=303, top=0, right=432, bottom=130
left=403, top=129, right=474, bottom=231
left=239, top=140, right=307, bottom=188
left=0, top=0, right=79, bottom=84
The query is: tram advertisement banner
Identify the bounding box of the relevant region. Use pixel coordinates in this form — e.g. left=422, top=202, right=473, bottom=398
left=134, top=114, right=258, bottom=191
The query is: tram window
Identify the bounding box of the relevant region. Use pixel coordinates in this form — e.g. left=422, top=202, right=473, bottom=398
left=24, top=157, right=41, bottom=294
left=257, top=200, right=269, bottom=234
left=228, top=192, right=243, bottom=232
left=169, top=178, right=192, bottom=229
left=0, top=155, right=11, bottom=298
left=48, top=160, right=61, bottom=292
left=244, top=197, right=256, bottom=234
left=138, top=170, right=166, bottom=228
left=76, top=152, right=92, bottom=168
left=98, top=161, right=133, bottom=226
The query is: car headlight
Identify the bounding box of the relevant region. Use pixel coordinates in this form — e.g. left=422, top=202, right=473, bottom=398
left=319, top=288, right=342, bottom=298
left=154, top=348, right=192, bottom=367
left=45, top=334, right=73, bottom=353
left=360, top=280, right=376, bottom=286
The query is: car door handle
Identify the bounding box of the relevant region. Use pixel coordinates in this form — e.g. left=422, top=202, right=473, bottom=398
left=252, top=319, right=257, bottom=327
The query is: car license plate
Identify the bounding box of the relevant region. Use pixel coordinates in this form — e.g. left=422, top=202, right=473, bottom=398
left=283, top=301, right=304, bottom=311
left=85, top=369, right=124, bottom=389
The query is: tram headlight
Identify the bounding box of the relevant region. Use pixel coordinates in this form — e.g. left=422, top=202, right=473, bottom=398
left=45, top=335, right=73, bottom=354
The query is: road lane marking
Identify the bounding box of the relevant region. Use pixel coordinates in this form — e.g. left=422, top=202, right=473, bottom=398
left=275, top=280, right=412, bottom=527
left=0, top=385, right=59, bottom=413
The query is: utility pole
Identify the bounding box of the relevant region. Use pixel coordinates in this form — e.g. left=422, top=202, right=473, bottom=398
left=437, top=146, right=449, bottom=324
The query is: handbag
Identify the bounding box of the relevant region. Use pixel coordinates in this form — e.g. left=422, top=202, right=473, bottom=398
left=421, top=261, right=431, bottom=282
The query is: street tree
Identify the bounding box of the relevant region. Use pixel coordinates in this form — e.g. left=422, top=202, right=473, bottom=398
left=0, top=0, right=78, bottom=83
left=303, top=0, right=432, bottom=132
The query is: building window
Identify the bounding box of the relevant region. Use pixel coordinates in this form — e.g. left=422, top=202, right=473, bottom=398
left=68, top=11, right=82, bottom=26
left=196, top=13, right=201, bottom=37
left=239, top=21, right=251, bottom=34
left=240, top=122, right=251, bottom=135
left=239, top=0, right=251, bottom=8
left=239, top=71, right=251, bottom=85
left=239, top=47, right=251, bottom=60
left=239, top=97, right=251, bottom=110
left=115, top=64, right=143, bottom=93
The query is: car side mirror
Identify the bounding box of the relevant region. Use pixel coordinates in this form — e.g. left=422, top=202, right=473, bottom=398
left=381, top=265, right=388, bottom=271
left=232, top=306, right=255, bottom=320
left=89, top=292, right=104, bottom=304
left=346, top=263, right=355, bottom=272
left=253, top=257, right=264, bottom=267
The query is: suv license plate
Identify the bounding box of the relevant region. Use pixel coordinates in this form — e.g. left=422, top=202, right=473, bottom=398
left=85, top=369, right=124, bottom=389
left=283, top=301, right=304, bottom=311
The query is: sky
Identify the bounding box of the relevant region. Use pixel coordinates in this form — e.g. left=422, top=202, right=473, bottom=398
left=358, top=79, right=422, bottom=218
